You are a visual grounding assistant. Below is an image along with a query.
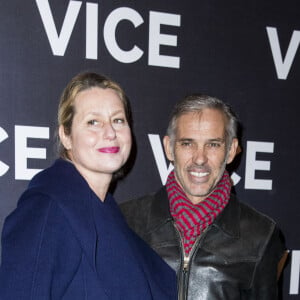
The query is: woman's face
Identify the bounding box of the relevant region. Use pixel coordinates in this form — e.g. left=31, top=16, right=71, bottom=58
left=60, top=87, right=132, bottom=182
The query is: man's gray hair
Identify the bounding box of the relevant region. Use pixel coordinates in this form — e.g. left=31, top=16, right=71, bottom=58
left=166, top=94, right=238, bottom=149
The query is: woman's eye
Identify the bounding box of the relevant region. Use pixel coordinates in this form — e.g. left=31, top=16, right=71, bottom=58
left=113, top=118, right=125, bottom=124
left=87, top=119, right=98, bottom=126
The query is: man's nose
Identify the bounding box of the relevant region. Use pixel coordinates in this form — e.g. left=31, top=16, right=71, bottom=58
left=192, top=146, right=208, bottom=165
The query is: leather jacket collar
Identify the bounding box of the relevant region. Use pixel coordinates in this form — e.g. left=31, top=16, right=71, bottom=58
left=146, top=187, right=241, bottom=239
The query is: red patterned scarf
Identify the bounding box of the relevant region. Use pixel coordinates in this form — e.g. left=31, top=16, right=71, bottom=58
left=166, top=170, right=231, bottom=256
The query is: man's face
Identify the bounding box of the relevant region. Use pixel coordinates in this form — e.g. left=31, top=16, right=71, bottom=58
left=163, top=108, right=238, bottom=204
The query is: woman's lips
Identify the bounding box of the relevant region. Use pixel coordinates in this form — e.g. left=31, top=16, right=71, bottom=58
left=98, top=147, right=120, bottom=153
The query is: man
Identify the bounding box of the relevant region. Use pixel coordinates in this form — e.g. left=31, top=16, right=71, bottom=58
left=121, top=94, right=286, bottom=300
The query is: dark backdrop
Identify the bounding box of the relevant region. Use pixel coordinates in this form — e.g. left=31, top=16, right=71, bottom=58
left=0, top=1, right=299, bottom=298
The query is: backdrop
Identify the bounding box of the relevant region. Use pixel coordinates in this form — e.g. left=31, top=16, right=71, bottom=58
left=0, top=0, right=299, bottom=298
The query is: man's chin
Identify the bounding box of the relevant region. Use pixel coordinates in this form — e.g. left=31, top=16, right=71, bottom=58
left=186, top=189, right=212, bottom=204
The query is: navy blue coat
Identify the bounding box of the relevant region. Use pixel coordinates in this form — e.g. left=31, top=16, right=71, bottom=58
left=0, top=159, right=177, bottom=299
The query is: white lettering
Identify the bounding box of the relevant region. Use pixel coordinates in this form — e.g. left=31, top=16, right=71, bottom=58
left=86, top=2, right=98, bottom=59
left=148, top=134, right=173, bottom=184
left=36, top=2, right=182, bottom=68
left=15, top=126, right=49, bottom=180
left=148, top=11, right=180, bottom=68
left=231, top=172, right=241, bottom=185
left=290, top=250, right=300, bottom=294
left=244, top=141, right=273, bottom=190
left=36, top=0, right=81, bottom=56
left=266, top=27, right=300, bottom=80
left=104, top=7, right=144, bottom=63
left=0, top=127, right=9, bottom=176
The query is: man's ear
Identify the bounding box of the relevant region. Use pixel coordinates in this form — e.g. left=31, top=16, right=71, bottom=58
left=58, top=125, right=72, bottom=150
left=163, top=135, right=174, bottom=162
left=226, top=138, right=239, bottom=164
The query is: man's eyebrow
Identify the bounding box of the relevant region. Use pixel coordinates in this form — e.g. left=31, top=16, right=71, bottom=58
left=176, top=138, right=194, bottom=142
left=176, top=138, right=225, bottom=143
left=207, top=138, right=225, bottom=143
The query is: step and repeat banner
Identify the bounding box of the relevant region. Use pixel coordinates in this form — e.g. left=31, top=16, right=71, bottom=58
left=0, top=0, right=299, bottom=298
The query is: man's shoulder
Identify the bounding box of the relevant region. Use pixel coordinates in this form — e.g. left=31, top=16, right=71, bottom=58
left=121, top=187, right=166, bottom=212
left=119, top=187, right=168, bottom=234
left=119, top=195, right=152, bottom=237
left=121, top=192, right=156, bottom=210
left=237, top=198, right=276, bottom=229
left=120, top=192, right=157, bottom=222
left=230, top=195, right=278, bottom=247
left=210, top=195, right=284, bottom=262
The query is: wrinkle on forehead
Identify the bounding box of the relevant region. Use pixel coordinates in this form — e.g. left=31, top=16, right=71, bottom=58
left=176, top=109, right=226, bottom=140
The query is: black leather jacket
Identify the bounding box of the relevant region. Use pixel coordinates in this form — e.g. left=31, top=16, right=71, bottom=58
left=120, top=187, right=285, bottom=300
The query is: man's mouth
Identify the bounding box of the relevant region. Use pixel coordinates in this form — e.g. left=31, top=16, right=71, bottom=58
left=189, top=171, right=209, bottom=178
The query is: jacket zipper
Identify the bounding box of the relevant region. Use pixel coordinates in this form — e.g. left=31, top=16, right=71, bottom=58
left=173, top=223, right=208, bottom=300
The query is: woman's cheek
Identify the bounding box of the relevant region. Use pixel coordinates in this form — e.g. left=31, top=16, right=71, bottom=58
left=85, top=133, right=98, bottom=147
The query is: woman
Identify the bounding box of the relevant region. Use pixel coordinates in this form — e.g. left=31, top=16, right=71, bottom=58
left=0, top=72, right=177, bottom=299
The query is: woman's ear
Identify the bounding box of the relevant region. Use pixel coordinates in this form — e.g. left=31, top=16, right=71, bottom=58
left=58, top=125, right=72, bottom=150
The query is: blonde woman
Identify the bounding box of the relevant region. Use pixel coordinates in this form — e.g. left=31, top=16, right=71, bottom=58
left=0, top=72, right=177, bottom=299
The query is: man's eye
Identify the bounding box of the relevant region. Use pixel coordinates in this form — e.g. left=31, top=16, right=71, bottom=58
left=208, top=142, right=221, bottom=148
left=87, top=119, right=98, bottom=126
left=181, top=142, right=192, bottom=147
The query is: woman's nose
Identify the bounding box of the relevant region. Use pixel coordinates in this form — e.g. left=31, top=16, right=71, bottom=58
left=103, top=122, right=116, bottom=140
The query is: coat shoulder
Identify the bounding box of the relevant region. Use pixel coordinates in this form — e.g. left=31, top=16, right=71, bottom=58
left=238, top=200, right=276, bottom=239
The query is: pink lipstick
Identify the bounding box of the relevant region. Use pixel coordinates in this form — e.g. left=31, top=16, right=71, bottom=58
left=98, top=147, right=120, bottom=153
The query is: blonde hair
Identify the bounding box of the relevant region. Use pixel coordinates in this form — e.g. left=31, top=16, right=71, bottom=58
left=57, top=72, right=131, bottom=159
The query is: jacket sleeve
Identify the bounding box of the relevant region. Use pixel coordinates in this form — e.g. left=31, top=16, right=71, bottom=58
left=0, top=191, right=82, bottom=300
left=244, top=226, right=286, bottom=300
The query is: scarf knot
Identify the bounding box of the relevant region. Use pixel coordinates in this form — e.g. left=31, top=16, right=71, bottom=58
left=166, top=170, right=231, bottom=256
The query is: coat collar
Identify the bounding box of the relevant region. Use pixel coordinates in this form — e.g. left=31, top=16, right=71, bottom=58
left=148, top=187, right=241, bottom=238
left=29, top=159, right=98, bottom=271
left=213, top=193, right=240, bottom=238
